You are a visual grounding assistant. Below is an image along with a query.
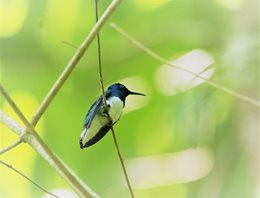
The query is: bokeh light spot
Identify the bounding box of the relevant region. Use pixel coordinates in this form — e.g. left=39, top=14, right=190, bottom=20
left=0, top=0, right=28, bottom=38
left=43, top=189, right=79, bottom=198
left=1, top=90, right=44, bottom=150
left=0, top=91, right=44, bottom=198
left=215, top=0, right=244, bottom=10
left=155, top=49, right=215, bottom=95
left=42, top=0, right=81, bottom=50
left=127, top=148, right=214, bottom=189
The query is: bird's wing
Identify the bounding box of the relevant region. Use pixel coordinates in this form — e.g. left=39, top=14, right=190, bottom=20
left=83, top=95, right=103, bottom=129
left=83, top=90, right=112, bottom=128
left=80, top=124, right=111, bottom=148
left=80, top=91, right=112, bottom=149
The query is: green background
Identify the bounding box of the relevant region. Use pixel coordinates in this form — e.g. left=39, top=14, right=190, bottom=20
left=0, top=0, right=259, bottom=197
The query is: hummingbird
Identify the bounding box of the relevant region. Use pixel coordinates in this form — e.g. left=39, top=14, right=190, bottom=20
left=80, top=83, right=145, bottom=149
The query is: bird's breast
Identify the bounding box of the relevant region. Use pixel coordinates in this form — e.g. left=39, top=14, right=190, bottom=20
left=107, top=96, right=124, bottom=123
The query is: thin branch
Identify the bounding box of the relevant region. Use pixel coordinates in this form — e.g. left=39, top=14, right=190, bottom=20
left=110, top=127, right=135, bottom=197
left=1, top=1, right=123, bottom=197
left=0, top=159, right=59, bottom=198
left=110, top=23, right=260, bottom=107
left=0, top=84, right=99, bottom=198
left=185, top=65, right=214, bottom=89
left=62, top=40, right=78, bottom=49
left=31, top=0, right=123, bottom=126
left=95, top=1, right=134, bottom=198
left=0, top=139, right=23, bottom=155
left=95, top=0, right=107, bottom=106
left=0, top=109, right=25, bottom=136
left=0, top=84, right=36, bottom=137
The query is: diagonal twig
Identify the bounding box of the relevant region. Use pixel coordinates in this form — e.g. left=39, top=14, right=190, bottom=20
left=62, top=40, right=78, bottom=49
left=1, top=1, right=123, bottom=197
left=0, top=139, right=23, bottom=155
left=110, top=127, right=134, bottom=197
left=0, top=110, right=24, bottom=136
left=31, top=0, right=123, bottom=126
left=0, top=84, right=99, bottom=198
left=110, top=23, right=260, bottom=107
left=95, top=1, right=134, bottom=198
left=0, top=159, right=59, bottom=198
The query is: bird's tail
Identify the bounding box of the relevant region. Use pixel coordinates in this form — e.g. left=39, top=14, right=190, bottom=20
left=79, top=128, right=87, bottom=149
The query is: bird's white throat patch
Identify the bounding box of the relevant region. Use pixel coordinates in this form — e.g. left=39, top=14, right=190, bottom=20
left=107, top=96, right=124, bottom=123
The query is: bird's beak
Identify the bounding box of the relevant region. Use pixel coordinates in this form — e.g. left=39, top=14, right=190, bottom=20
left=128, top=90, right=145, bottom=96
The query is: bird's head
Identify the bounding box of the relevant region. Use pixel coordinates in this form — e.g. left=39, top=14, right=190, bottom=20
left=108, top=83, right=145, bottom=101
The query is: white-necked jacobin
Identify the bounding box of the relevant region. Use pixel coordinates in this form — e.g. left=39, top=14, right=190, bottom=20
left=80, top=83, right=145, bottom=149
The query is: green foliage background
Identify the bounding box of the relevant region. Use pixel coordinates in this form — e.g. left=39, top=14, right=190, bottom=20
left=0, top=0, right=259, bottom=197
